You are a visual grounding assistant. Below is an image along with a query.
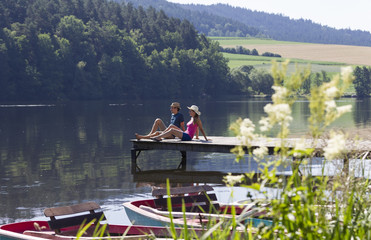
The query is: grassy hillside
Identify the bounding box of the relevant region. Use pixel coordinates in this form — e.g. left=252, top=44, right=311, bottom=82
left=223, top=52, right=344, bottom=72
left=212, top=37, right=371, bottom=71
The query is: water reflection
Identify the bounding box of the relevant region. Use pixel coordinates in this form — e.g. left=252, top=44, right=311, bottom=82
left=354, top=98, right=371, bottom=127
left=0, top=98, right=370, bottom=225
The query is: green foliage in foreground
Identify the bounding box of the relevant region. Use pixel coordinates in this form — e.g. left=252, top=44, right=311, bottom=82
left=173, top=62, right=371, bottom=239
left=228, top=62, right=371, bottom=239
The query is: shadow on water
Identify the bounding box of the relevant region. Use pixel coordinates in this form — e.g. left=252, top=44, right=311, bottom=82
left=0, top=98, right=371, bottom=225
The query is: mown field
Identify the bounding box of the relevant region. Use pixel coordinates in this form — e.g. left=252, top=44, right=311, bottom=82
left=212, top=37, right=371, bottom=72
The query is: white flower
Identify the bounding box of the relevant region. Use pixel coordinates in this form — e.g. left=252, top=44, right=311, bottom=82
left=293, top=139, right=307, bottom=158
left=272, top=86, right=288, bottom=103
left=287, top=213, right=296, bottom=222
left=325, top=87, right=338, bottom=99
left=323, top=132, right=347, bottom=160
left=341, top=66, right=353, bottom=80
left=264, top=103, right=293, bottom=125
left=325, top=100, right=337, bottom=112
left=223, top=173, right=244, bottom=186
left=240, top=118, right=255, bottom=136
left=253, top=146, right=268, bottom=159
left=259, top=117, right=271, bottom=132
left=239, top=118, right=256, bottom=145
left=336, top=105, right=352, bottom=116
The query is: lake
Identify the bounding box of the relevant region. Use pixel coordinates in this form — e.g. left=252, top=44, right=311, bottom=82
left=0, top=97, right=370, bottom=225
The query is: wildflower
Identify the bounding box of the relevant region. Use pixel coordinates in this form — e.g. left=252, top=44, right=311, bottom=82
left=287, top=213, right=296, bottom=222
left=223, top=173, right=245, bottom=186
left=293, top=139, right=307, bottom=158
left=323, top=132, right=347, bottom=160
left=272, top=86, right=288, bottom=103
left=240, top=118, right=255, bottom=138
left=336, top=105, right=352, bottom=116
left=259, top=117, right=271, bottom=132
left=325, top=86, right=339, bottom=99
left=253, top=146, right=268, bottom=160
left=325, top=100, right=336, bottom=112
left=325, top=100, right=352, bottom=125
left=264, top=103, right=293, bottom=126
left=341, top=66, right=353, bottom=80
left=239, top=118, right=256, bottom=146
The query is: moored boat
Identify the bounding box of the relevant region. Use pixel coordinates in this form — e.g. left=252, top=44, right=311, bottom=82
left=0, top=220, right=187, bottom=240
left=123, top=185, right=272, bottom=228
left=0, top=202, right=197, bottom=240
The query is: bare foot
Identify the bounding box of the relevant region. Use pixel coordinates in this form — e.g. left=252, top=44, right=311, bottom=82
left=135, top=133, right=143, bottom=140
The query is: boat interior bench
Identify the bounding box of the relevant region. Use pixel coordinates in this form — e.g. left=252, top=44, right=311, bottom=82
left=152, top=185, right=220, bottom=213
left=44, top=201, right=106, bottom=235
left=23, top=202, right=114, bottom=239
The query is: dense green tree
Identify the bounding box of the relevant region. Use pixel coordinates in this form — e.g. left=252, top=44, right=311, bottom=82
left=200, top=40, right=230, bottom=97
left=36, top=33, right=63, bottom=99
left=354, top=66, right=371, bottom=98
left=0, top=0, right=231, bottom=101
left=0, top=39, right=12, bottom=99
left=249, top=68, right=274, bottom=95
left=301, top=71, right=330, bottom=95
left=228, top=65, right=254, bottom=95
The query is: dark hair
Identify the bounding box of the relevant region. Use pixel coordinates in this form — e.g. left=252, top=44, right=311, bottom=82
left=193, top=114, right=200, bottom=125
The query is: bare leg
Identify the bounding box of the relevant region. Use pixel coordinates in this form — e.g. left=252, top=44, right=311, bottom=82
left=135, top=120, right=181, bottom=140
left=136, top=131, right=161, bottom=140
left=154, top=128, right=183, bottom=140
left=163, top=124, right=181, bottom=132
left=148, top=118, right=166, bottom=135
left=160, top=125, right=183, bottom=139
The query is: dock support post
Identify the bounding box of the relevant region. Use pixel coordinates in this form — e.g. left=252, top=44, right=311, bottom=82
left=131, top=149, right=142, bottom=174
left=178, top=151, right=187, bottom=170
left=343, top=155, right=349, bottom=175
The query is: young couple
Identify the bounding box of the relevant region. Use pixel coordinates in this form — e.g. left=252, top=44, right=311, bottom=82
left=135, top=102, right=208, bottom=142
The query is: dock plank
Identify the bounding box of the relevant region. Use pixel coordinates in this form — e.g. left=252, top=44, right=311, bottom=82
left=130, top=136, right=371, bottom=173
left=132, top=136, right=371, bottom=152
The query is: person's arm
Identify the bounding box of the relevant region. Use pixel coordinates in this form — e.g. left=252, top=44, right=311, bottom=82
left=196, top=119, right=208, bottom=141
left=180, top=121, right=185, bottom=131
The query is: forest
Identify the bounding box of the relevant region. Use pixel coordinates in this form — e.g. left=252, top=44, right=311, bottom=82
left=179, top=3, right=371, bottom=47
left=122, top=0, right=262, bottom=38
left=0, top=0, right=230, bottom=101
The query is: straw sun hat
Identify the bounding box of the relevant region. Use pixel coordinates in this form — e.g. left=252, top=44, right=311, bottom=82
left=187, top=105, right=201, bottom=115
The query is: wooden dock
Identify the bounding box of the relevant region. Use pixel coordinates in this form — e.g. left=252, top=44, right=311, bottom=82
left=130, top=136, right=371, bottom=173
left=133, top=170, right=240, bottom=184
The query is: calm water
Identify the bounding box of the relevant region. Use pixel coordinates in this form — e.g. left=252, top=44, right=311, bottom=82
left=0, top=98, right=370, bottom=225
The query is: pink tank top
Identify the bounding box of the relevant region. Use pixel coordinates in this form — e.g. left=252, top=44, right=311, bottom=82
left=185, top=119, right=198, bottom=139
